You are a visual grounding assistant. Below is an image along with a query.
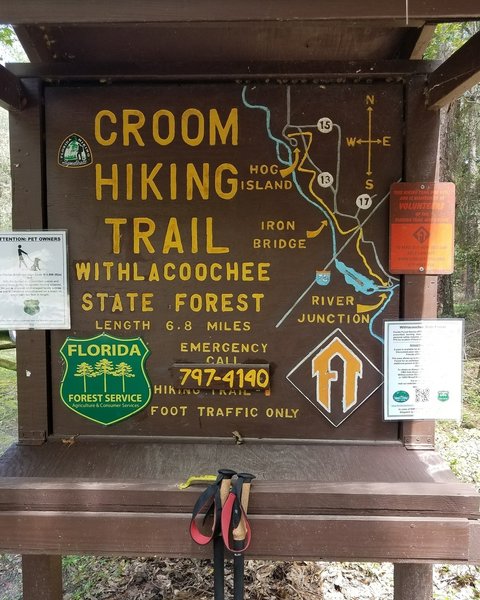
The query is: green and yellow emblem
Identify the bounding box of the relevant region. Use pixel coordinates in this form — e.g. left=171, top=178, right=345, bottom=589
left=58, top=133, right=92, bottom=167
left=60, top=333, right=151, bottom=425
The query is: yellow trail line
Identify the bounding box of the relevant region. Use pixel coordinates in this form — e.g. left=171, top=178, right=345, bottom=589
left=288, top=131, right=358, bottom=235
left=287, top=131, right=387, bottom=287
left=355, top=229, right=388, bottom=286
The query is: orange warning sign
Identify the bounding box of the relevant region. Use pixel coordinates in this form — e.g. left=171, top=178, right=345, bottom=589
left=389, top=182, right=455, bottom=274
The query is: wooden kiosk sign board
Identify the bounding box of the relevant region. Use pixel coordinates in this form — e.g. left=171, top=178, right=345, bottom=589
left=47, top=83, right=401, bottom=440
left=1, top=10, right=480, bottom=598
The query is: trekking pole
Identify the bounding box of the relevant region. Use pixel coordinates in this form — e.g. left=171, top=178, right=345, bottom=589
left=214, top=469, right=236, bottom=600
left=189, top=469, right=237, bottom=599
left=232, top=473, right=256, bottom=600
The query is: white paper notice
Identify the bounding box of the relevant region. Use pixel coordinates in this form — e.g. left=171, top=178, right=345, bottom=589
left=384, top=320, right=463, bottom=421
left=0, top=231, right=70, bottom=329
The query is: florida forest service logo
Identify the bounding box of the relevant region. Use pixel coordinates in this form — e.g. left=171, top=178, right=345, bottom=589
left=58, top=133, right=92, bottom=168
left=24, top=299, right=40, bottom=316
left=60, top=333, right=151, bottom=425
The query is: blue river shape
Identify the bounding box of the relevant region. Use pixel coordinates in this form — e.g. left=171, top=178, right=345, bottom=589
left=335, top=260, right=378, bottom=294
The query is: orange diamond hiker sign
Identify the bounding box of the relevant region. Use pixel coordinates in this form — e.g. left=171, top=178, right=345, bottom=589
left=286, top=329, right=382, bottom=427
left=389, top=182, right=455, bottom=275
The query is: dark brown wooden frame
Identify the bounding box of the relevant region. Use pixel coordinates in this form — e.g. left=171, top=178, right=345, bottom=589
left=9, top=79, right=50, bottom=445
left=1, top=0, right=479, bottom=23
left=0, top=64, right=26, bottom=111
left=427, top=31, right=480, bottom=108
left=9, top=62, right=438, bottom=447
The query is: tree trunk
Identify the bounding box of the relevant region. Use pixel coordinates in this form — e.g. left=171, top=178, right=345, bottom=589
left=394, top=564, right=433, bottom=600
left=438, top=275, right=455, bottom=316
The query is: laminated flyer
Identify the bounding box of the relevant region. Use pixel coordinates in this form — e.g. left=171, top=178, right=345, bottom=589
left=384, top=319, right=463, bottom=421
left=0, top=231, right=70, bottom=329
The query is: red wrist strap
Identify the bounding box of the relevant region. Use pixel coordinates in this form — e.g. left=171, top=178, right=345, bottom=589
left=220, top=491, right=252, bottom=553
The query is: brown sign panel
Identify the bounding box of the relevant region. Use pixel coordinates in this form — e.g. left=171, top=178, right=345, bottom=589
left=389, top=182, right=456, bottom=274
left=45, top=83, right=402, bottom=441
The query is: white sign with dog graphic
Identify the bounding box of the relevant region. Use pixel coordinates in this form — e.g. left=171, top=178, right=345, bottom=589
left=0, top=230, right=70, bottom=329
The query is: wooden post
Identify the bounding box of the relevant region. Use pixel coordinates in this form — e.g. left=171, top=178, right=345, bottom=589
left=400, top=74, right=441, bottom=451
left=0, top=64, right=27, bottom=111
left=394, top=564, right=433, bottom=600
left=22, top=555, right=63, bottom=600
left=9, top=78, right=50, bottom=445
left=392, top=73, right=440, bottom=600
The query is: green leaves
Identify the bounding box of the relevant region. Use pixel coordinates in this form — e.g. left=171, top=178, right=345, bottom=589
left=425, top=22, right=480, bottom=60
left=0, top=27, right=14, bottom=48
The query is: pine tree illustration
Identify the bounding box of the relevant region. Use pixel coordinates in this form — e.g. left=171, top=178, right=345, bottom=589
left=114, top=362, right=135, bottom=393
left=94, top=359, right=115, bottom=393
left=74, top=362, right=96, bottom=393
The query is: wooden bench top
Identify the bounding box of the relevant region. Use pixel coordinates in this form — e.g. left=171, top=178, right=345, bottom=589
left=0, top=440, right=477, bottom=516
left=0, top=439, right=461, bottom=482
left=0, top=440, right=478, bottom=562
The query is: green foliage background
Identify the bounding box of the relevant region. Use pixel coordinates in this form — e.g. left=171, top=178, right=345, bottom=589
left=0, top=26, right=14, bottom=48
left=426, top=23, right=480, bottom=322
left=0, top=27, right=26, bottom=231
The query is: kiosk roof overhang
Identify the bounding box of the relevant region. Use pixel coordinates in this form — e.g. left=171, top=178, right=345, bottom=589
left=0, top=0, right=479, bottom=65
left=0, top=2, right=479, bottom=113
left=0, top=0, right=480, bottom=109
left=1, top=0, right=479, bottom=24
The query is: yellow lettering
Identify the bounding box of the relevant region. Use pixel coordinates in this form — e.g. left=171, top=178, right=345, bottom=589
left=141, top=163, right=163, bottom=200
left=163, top=217, right=184, bottom=254
left=95, top=110, right=117, bottom=146
left=81, top=292, right=93, bottom=311
left=122, top=109, right=146, bottom=146
left=206, top=216, right=229, bottom=254
left=133, top=217, right=156, bottom=254
left=104, top=217, right=127, bottom=254
left=81, top=292, right=154, bottom=313
left=126, top=163, right=133, bottom=200
left=182, top=108, right=204, bottom=146
left=215, top=163, right=238, bottom=200
left=209, top=108, right=238, bottom=145
left=152, top=109, right=175, bottom=145
left=96, top=163, right=118, bottom=200
left=186, top=163, right=209, bottom=200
